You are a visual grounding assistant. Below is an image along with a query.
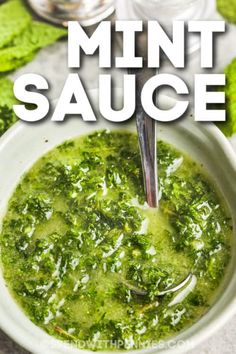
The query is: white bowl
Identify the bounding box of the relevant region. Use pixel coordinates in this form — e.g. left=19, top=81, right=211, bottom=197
left=0, top=91, right=236, bottom=354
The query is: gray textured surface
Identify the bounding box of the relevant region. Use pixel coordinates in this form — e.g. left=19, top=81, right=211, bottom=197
left=1, top=14, right=236, bottom=354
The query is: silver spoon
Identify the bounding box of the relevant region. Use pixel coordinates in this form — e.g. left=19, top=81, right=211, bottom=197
left=134, top=67, right=158, bottom=208
left=126, top=71, right=192, bottom=295
left=125, top=272, right=193, bottom=297
left=128, top=76, right=192, bottom=294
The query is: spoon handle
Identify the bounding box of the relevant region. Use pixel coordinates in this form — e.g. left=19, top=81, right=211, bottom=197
left=130, top=67, right=158, bottom=208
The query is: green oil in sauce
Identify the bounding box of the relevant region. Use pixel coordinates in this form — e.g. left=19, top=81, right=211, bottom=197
left=0, top=130, right=232, bottom=350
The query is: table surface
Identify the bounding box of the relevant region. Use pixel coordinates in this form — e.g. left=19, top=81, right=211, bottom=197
left=1, top=9, right=236, bottom=354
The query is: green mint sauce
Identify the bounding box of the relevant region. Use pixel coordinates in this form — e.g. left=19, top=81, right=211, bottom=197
left=0, top=130, right=232, bottom=350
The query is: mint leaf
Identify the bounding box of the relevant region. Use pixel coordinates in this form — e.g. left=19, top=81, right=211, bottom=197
left=0, top=0, right=67, bottom=73
left=217, top=58, right=236, bottom=137
left=0, top=21, right=67, bottom=72
left=0, top=77, right=18, bottom=136
left=0, top=0, right=31, bottom=49
left=217, top=0, right=236, bottom=24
